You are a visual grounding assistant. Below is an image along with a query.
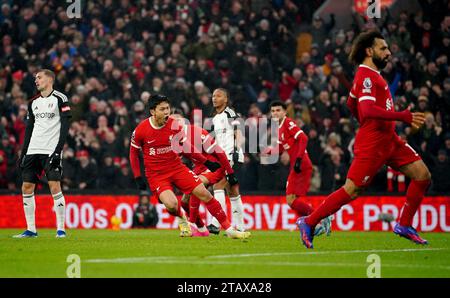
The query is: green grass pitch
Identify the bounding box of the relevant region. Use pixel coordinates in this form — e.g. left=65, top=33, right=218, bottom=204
left=1, top=229, right=449, bottom=278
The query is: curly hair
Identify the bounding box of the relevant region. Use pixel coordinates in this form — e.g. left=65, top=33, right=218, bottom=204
left=349, top=30, right=385, bottom=65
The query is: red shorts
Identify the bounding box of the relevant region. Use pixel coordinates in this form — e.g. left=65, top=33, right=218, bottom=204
left=198, top=168, right=226, bottom=186
left=286, top=155, right=313, bottom=196
left=147, top=165, right=203, bottom=196
left=347, top=136, right=421, bottom=187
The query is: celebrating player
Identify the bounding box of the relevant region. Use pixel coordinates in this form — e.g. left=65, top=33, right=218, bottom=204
left=297, top=30, right=431, bottom=248
left=171, top=114, right=238, bottom=237
left=129, top=94, right=250, bottom=239
left=268, top=101, right=331, bottom=236
left=207, top=88, right=245, bottom=234
left=14, top=69, right=71, bottom=238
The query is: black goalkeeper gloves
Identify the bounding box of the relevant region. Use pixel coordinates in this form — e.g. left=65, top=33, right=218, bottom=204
left=294, top=158, right=302, bottom=173
left=226, top=173, right=239, bottom=186
left=135, top=177, right=148, bottom=191
left=204, top=160, right=221, bottom=172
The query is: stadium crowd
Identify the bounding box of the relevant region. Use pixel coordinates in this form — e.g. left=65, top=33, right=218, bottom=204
left=0, top=0, right=449, bottom=193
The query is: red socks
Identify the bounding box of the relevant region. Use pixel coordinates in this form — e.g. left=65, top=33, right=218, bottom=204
left=399, top=179, right=431, bottom=226
left=181, top=199, right=190, bottom=216
left=290, top=197, right=313, bottom=217
left=305, top=187, right=352, bottom=227
left=205, top=198, right=231, bottom=230
left=189, top=195, right=205, bottom=228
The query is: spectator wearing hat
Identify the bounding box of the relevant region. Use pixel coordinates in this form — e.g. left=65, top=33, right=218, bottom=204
left=310, top=43, right=323, bottom=65
left=74, top=150, right=98, bottom=189
left=116, top=162, right=135, bottom=190
left=310, top=14, right=335, bottom=48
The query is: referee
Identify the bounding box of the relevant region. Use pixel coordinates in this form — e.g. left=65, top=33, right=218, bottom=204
left=207, top=88, right=245, bottom=234
left=13, top=69, right=71, bottom=238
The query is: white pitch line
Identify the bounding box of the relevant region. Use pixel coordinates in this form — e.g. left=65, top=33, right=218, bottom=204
left=206, top=248, right=446, bottom=259
left=85, top=248, right=449, bottom=271
left=84, top=258, right=450, bottom=270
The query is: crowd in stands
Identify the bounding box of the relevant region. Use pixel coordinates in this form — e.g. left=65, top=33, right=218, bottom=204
left=0, top=0, right=449, bottom=193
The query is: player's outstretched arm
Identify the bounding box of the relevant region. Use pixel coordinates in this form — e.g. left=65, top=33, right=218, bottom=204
left=359, top=100, right=412, bottom=124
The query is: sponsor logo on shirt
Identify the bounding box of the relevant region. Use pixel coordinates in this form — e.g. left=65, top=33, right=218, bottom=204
left=35, top=112, right=56, bottom=119
left=149, top=146, right=172, bottom=156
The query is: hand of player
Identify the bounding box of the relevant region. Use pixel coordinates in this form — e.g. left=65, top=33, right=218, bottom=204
left=293, top=158, right=302, bottom=173
left=135, top=177, right=148, bottom=191
left=204, top=160, right=221, bottom=172
left=411, top=112, right=425, bottom=130
left=226, top=173, right=239, bottom=186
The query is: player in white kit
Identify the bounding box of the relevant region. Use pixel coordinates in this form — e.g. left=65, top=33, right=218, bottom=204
left=207, top=88, right=246, bottom=234
left=14, top=69, right=71, bottom=238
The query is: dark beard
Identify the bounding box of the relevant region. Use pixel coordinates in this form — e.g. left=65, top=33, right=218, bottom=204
left=373, top=55, right=388, bottom=70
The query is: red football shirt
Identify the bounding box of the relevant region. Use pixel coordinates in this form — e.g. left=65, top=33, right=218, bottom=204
left=278, top=117, right=308, bottom=166
left=131, top=117, right=185, bottom=175
left=349, top=64, right=396, bottom=150
left=182, top=124, right=233, bottom=174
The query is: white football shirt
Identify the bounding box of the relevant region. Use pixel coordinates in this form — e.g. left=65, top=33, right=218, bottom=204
left=212, top=106, right=244, bottom=164
left=26, top=90, right=70, bottom=155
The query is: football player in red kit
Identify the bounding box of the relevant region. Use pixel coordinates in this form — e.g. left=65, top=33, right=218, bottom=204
left=267, top=101, right=331, bottom=236
left=129, top=94, right=250, bottom=239
left=298, top=30, right=430, bottom=248
left=171, top=114, right=239, bottom=237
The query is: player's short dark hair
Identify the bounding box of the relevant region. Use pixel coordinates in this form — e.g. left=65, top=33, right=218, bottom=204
left=149, top=94, right=170, bottom=110
left=38, top=69, right=55, bottom=81
left=349, top=30, right=385, bottom=65
left=270, top=101, right=287, bottom=110
left=214, top=88, right=229, bottom=101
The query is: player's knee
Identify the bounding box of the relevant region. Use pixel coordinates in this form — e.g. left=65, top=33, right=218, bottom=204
left=22, top=183, right=34, bottom=194
left=49, top=184, right=61, bottom=195
left=417, top=167, right=432, bottom=181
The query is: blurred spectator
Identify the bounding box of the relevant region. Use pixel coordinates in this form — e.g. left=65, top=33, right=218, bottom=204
left=431, top=150, right=450, bottom=192
left=132, top=194, right=159, bottom=228
left=0, top=1, right=447, bottom=194
left=98, top=154, right=120, bottom=189
left=74, top=150, right=98, bottom=189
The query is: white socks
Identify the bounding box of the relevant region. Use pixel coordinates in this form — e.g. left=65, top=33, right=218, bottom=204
left=211, top=191, right=245, bottom=231
left=230, top=195, right=245, bottom=231
left=53, top=192, right=66, bottom=231
left=211, top=190, right=226, bottom=228
left=23, top=193, right=36, bottom=233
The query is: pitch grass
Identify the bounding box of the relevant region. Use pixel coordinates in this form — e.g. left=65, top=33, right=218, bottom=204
left=0, top=229, right=449, bottom=278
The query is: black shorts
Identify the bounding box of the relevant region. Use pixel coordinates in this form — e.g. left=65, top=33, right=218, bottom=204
left=21, top=154, right=62, bottom=183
